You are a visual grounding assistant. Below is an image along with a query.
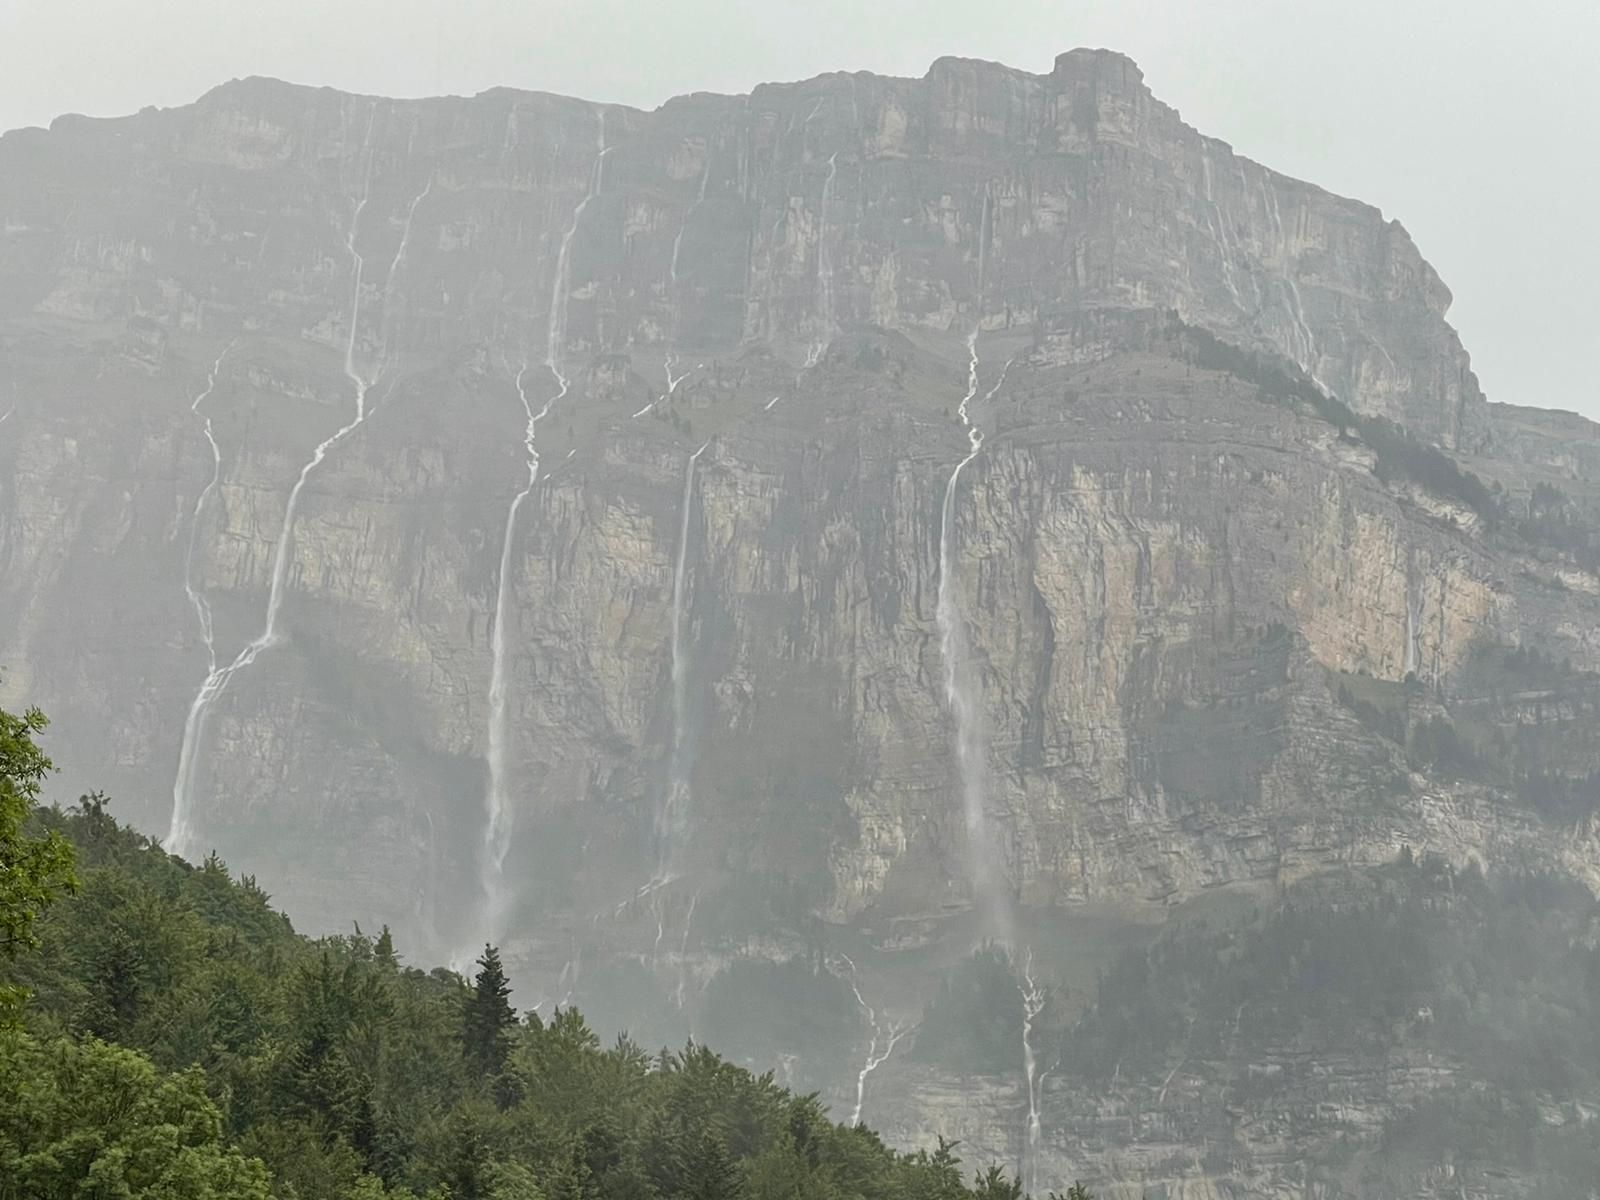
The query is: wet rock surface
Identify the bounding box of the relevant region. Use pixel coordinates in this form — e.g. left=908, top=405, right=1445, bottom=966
left=4, top=51, right=1600, bottom=1196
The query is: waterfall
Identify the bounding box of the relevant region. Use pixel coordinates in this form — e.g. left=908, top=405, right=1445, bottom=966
left=1260, top=178, right=1326, bottom=391
left=633, top=352, right=688, bottom=419
left=475, top=114, right=610, bottom=938
left=378, top=174, right=432, bottom=352
left=656, top=441, right=710, bottom=873
left=179, top=342, right=236, bottom=677
left=480, top=365, right=556, bottom=936
left=1403, top=590, right=1418, bottom=678
left=1402, top=550, right=1425, bottom=681
left=1200, top=149, right=1243, bottom=308
left=935, top=327, right=1012, bottom=942
left=835, top=954, right=909, bottom=1126
left=168, top=112, right=402, bottom=861
left=668, top=154, right=712, bottom=300
left=805, top=152, right=839, bottom=367
left=546, top=113, right=610, bottom=398
left=672, top=887, right=702, bottom=1009
left=948, top=198, right=1046, bottom=1177
left=633, top=151, right=715, bottom=420
left=1019, top=950, right=1047, bottom=1194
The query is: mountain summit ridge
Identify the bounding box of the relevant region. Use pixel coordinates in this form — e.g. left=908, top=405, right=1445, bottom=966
left=5, top=45, right=1600, bottom=1196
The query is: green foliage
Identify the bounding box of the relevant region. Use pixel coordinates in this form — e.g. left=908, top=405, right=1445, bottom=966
left=1168, top=315, right=1502, bottom=529
left=462, top=944, right=516, bottom=1081
left=0, top=1028, right=271, bottom=1199
left=3, top=791, right=1017, bottom=1200
left=0, top=702, right=77, bottom=1020
left=1362, top=414, right=1499, bottom=528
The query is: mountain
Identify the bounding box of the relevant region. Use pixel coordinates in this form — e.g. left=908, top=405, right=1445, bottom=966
left=5, top=48, right=1600, bottom=1196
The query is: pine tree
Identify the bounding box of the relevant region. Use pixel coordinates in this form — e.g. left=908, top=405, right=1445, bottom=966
left=462, top=944, right=516, bottom=1077
left=375, top=926, right=398, bottom=969
left=681, top=1134, right=742, bottom=1200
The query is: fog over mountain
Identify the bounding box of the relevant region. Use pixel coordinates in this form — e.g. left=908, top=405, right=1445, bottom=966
left=7, top=39, right=1600, bottom=1197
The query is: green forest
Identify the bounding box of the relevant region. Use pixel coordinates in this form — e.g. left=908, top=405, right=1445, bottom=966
left=0, top=702, right=1081, bottom=1200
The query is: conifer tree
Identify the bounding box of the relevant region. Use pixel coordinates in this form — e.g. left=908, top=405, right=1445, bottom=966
left=374, top=926, right=398, bottom=969
left=462, top=944, right=516, bottom=1077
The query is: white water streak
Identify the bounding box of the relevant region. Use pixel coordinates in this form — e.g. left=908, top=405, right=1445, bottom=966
left=481, top=364, right=557, bottom=933
left=805, top=152, right=839, bottom=367
left=1262, top=179, right=1321, bottom=384
left=180, top=343, right=237, bottom=675
left=665, top=355, right=689, bottom=395
left=1200, top=150, right=1243, bottom=309
left=651, top=892, right=667, bottom=963
left=636, top=154, right=714, bottom=420
left=1157, top=1058, right=1185, bottom=1106
left=657, top=442, right=710, bottom=870
left=379, top=173, right=432, bottom=355
left=835, top=954, right=909, bottom=1127
left=633, top=351, right=689, bottom=420
left=937, top=328, right=1010, bottom=939
left=668, top=155, right=712, bottom=300
left=982, top=358, right=1014, bottom=408
left=475, top=116, right=609, bottom=936
left=1019, top=951, right=1047, bottom=1195
left=167, top=110, right=386, bottom=861
left=673, top=887, right=701, bottom=1008
left=547, top=114, right=610, bottom=397
left=763, top=395, right=781, bottom=411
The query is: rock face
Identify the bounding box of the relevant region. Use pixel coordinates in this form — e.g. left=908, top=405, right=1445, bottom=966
left=5, top=50, right=1600, bottom=1196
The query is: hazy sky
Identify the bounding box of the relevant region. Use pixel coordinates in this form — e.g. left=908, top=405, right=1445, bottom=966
left=5, top=0, right=1596, bottom=418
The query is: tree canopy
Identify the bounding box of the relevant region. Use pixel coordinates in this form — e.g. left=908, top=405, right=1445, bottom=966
left=0, top=700, right=1071, bottom=1200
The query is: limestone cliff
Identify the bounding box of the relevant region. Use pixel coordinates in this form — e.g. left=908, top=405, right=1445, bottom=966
left=3, top=50, right=1599, bottom=1196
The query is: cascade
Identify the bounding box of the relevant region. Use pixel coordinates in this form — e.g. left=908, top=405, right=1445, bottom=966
left=476, top=114, right=610, bottom=937
left=635, top=156, right=714, bottom=420
left=1019, top=951, right=1047, bottom=1194
left=805, top=152, right=839, bottom=367
left=168, top=115, right=418, bottom=860
left=673, top=887, right=701, bottom=1009
left=546, top=114, right=611, bottom=399
left=179, top=343, right=236, bottom=677
left=656, top=441, right=711, bottom=872
left=1403, top=582, right=1424, bottom=679
left=1200, top=149, right=1244, bottom=308
left=935, top=326, right=1011, bottom=942
left=378, top=174, right=432, bottom=350
left=668, top=156, right=712, bottom=297
left=1261, top=179, right=1326, bottom=389
left=835, top=954, right=909, bottom=1127
left=480, top=365, right=555, bottom=935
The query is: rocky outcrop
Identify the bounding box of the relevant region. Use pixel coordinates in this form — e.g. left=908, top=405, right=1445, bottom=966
left=3, top=49, right=1598, bottom=1196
